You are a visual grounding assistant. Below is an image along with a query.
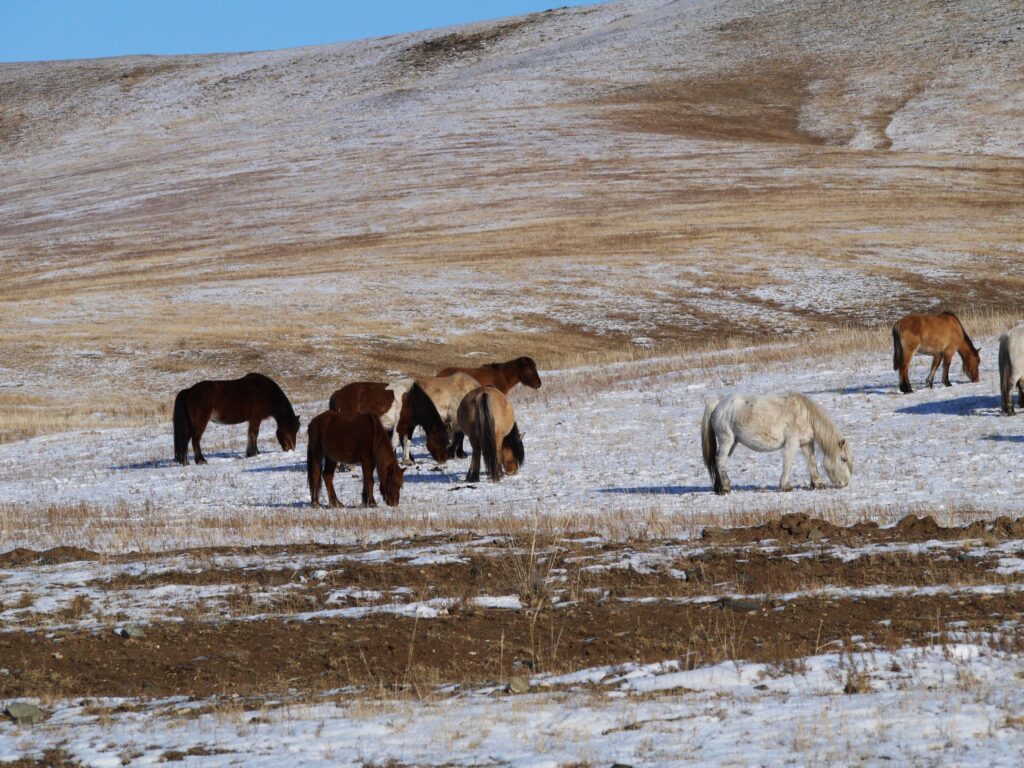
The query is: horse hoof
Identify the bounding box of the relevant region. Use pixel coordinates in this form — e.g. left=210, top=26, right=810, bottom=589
left=780, top=485, right=794, bottom=492
left=196, top=458, right=208, bottom=465
left=456, top=450, right=467, bottom=459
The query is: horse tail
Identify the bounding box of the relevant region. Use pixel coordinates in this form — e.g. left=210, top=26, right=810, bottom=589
left=999, top=332, right=1013, bottom=414
left=477, top=391, right=502, bottom=481
left=701, top=400, right=723, bottom=494
left=306, top=416, right=323, bottom=505
left=892, top=324, right=903, bottom=372
left=173, top=389, right=191, bottom=465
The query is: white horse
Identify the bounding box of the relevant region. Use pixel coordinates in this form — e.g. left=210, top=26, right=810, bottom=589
left=998, top=324, right=1024, bottom=415
left=701, top=392, right=852, bottom=494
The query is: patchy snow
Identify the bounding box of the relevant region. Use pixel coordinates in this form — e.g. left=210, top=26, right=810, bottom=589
left=5, top=644, right=1024, bottom=766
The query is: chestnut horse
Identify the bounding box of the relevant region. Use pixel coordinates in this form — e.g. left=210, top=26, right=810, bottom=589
left=307, top=411, right=405, bottom=507
left=173, top=373, right=299, bottom=466
left=456, top=386, right=525, bottom=483
left=328, top=379, right=411, bottom=452
left=392, top=381, right=452, bottom=465
left=437, top=357, right=541, bottom=457
left=397, top=370, right=481, bottom=462
left=892, top=312, right=980, bottom=394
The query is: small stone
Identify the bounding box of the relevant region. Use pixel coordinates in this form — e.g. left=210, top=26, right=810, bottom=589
left=721, top=598, right=761, bottom=613
left=508, top=675, right=531, bottom=694
left=4, top=702, right=47, bottom=724
left=117, top=625, right=146, bottom=639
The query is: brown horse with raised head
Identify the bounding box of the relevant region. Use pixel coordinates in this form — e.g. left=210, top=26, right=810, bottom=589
left=893, top=312, right=980, bottom=394
left=173, top=373, right=300, bottom=465
left=393, top=382, right=451, bottom=465
left=436, top=357, right=540, bottom=458
left=456, top=386, right=524, bottom=483
left=307, top=411, right=405, bottom=507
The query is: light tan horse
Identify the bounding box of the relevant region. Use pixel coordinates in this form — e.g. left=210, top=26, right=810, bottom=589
left=892, top=312, right=980, bottom=394
left=395, top=372, right=480, bottom=464
left=456, top=386, right=524, bottom=482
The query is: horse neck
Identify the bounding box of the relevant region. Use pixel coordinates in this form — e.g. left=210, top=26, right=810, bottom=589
left=271, top=391, right=296, bottom=426
left=371, top=425, right=396, bottom=475
left=794, top=394, right=841, bottom=456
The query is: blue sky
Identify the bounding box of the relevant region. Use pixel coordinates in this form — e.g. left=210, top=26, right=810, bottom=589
left=0, top=1, right=600, bottom=63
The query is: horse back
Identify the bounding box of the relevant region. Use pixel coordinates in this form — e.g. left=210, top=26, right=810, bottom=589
left=310, top=410, right=377, bottom=466
left=330, top=382, right=394, bottom=417
left=896, top=313, right=966, bottom=353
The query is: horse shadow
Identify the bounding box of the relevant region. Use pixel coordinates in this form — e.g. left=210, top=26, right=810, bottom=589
left=244, top=460, right=306, bottom=474
left=404, top=469, right=460, bottom=484
left=895, top=395, right=997, bottom=417
left=810, top=383, right=893, bottom=397
left=982, top=434, right=1024, bottom=444
left=598, top=484, right=764, bottom=495
left=113, top=451, right=239, bottom=470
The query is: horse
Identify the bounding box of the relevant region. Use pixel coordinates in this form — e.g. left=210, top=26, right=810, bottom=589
left=456, top=386, right=524, bottom=482
left=892, top=312, right=980, bottom=394
left=392, top=380, right=453, bottom=465
left=998, top=324, right=1024, bottom=415
left=437, top=357, right=541, bottom=458
left=328, top=379, right=412, bottom=452
left=701, top=392, right=852, bottom=495
left=395, top=372, right=480, bottom=465
left=306, top=411, right=405, bottom=507
left=173, top=372, right=300, bottom=466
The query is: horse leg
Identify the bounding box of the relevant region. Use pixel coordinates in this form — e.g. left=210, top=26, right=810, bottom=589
left=898, top=343, right=916, bottom=394
left=942, top=350, right=954, bottom=387
left=715, top=430, right=734, bottom=494
left=361, top=456, right=377, bottom=507
left=779, top=438, right=798, bottom=492
left=802, top=442, right=823, bottom=489
left=191, top=414, right=210, bottom=465
left=309, top=455, right=323, bottom=507
left=246, top=418, right=260, bottom=458
left=452, top=431, right=467, bottom=460
left=323, top=457, right=341, bottom=508
left=401, top=429, right=415, bottom=466
left=925, top=355, right=942, bottom=389
left=1017, top=379, right=1024, bottom=414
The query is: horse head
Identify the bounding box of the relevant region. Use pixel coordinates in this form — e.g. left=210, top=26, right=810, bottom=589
left=380, top=462, right=405, bottom=507
left=517, top=357, right=542, bottom=389
left=425, top=426, right=450, bottom=464
left=964, top=348, right=981, bottom=383
left=823, top=437, right=853, bottom=488
left=276, top=415, right=300, bottom=452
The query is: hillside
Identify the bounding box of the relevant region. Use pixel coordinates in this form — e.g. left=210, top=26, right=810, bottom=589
left=1, top=0, right=1022, bottom=438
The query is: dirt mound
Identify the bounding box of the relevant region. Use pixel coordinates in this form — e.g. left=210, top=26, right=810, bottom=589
left=702, top=512, right=1024, bottom=546
left=0, top=546, right=99, bottom=567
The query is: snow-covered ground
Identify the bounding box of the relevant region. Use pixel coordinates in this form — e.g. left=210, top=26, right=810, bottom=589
left=1, top=339, right=1019, bottom=552
left=4, top=644, right=1024, bottom=766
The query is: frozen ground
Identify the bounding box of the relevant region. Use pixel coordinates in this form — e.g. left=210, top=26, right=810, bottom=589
left=0, top=337, right=1020, bottom=551
left=4, top=645, right=1024, bottom=766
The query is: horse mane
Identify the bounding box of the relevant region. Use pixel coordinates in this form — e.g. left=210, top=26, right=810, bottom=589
left=485, top=363, right=503, bottom=371
left=409, top=383, right=446, bottom=434
left=249, top=372, right=299, bottom=429
left=941, top=311, right=979, bottom=356
left=788, top=393, right=844, bottom=457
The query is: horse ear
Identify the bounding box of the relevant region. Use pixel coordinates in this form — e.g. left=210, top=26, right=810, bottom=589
left=838, top=438, right=846, bottom=448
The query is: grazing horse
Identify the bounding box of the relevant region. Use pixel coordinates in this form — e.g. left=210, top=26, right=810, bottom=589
left=393, top=381, right=452, bottom=465
left=307, top=411, right=405, bottom=507
left=328, top=379, right=412, bottom=452
left=892, top=312, right=980, bottom=394
left=173, top=373, right=299, bottom=466
left=396, top=372, right=480, bottom=464
left=437, top=357, right=541, bottom=458
left=701, top=392, right=852, bottom=495
left=456, top=386, right=524, bottom=482
left=998, top=324, right=1024, bottom=415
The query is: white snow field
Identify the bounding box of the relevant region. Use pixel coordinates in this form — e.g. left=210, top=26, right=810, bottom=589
left=1, top=337, right=1020, bottom=552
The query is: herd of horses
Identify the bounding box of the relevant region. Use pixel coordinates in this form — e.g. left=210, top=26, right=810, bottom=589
left=169, top=312, right=1023, bottom=506
left=173, top=357, right=540, bottom=508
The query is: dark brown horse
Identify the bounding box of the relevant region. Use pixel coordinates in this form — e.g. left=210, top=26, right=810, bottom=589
left=436, top=356, right=541, bottom=457
left=393, top=382, right=451, bottom=465
left=307, top=411, right=405, bottom=507
left=173, top=373, right=300, bottom=465
left=892, top=312, right=980, bottom=394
